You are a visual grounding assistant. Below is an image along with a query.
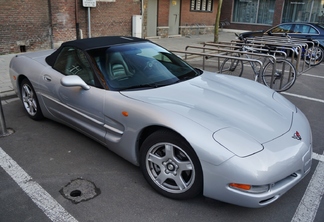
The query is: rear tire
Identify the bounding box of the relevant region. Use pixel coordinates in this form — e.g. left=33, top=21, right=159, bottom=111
left=304, top=46, right=324, bottom=66
left=20, top=78, right=44, bottom=120
left=220, top=54, right=243, bottom=77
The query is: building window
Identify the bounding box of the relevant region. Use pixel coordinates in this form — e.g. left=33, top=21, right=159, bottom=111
left=232, top=0, right=275, bottom=25
left=282, top=0, right=324, bottom=23
left=190, top=0, right=213, bottom=12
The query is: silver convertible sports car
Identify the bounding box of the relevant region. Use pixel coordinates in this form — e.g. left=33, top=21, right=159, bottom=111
left=9, top=36, right=312, bottom=208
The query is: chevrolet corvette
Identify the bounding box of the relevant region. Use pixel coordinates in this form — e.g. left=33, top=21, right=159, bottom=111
left=9, top=36, right=312, bottom=207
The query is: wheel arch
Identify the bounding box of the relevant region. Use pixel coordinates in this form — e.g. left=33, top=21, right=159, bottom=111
left=16, top=74, right=29, bottom=99
left=137, top=125, right=182, bottom=156
left=136, top=125, right=202, bottom=169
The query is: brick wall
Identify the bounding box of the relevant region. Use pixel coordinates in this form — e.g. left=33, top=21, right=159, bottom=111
left=88, top=0, right=141, bottom=38
left=50, top=0, right=77, bottom=44
left=0, top=0, right=51, bottom=54
left=180, top=0, right=217, bottom=26
left=158, top=0, right=170, bottom=26
left=0, top=0, right=141, bottom=54
left=50, top=0, right=141, bottom=46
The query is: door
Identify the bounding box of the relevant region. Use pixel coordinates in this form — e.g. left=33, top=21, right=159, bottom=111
left=147, top=0, right=158, bottom=37
left=39, top=47, right=106, bottom=143
left=168, top=0, right=180, bottom=35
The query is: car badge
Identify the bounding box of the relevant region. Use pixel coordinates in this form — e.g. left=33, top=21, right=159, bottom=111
left=292, top=131, right=302, bottom=140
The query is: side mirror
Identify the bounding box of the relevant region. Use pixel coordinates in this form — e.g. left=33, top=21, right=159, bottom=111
left=61, top=75, right=90, bottom=90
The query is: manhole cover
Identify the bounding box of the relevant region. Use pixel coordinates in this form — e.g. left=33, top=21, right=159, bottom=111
left=60, top=178, right=101, bottom=204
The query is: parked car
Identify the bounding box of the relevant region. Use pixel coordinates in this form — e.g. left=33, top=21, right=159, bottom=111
left=238, top=23, right=324, bottom=65
left=238, top=22, right=324, bottom=46
left=9, top=36, right=313, bottom=208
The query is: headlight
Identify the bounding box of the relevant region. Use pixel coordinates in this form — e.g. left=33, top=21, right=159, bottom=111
left=213, top=127, right=263, bottom=157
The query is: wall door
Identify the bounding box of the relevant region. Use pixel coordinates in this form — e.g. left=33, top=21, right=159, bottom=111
left=168, top=0, right=180, bottom=35
left=147, top=0, right=158, bottom=37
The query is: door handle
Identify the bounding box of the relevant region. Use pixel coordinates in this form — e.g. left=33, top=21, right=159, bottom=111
left=174, top=14, right=178, bottom=22
left=43, top=75, right=51, bottom=82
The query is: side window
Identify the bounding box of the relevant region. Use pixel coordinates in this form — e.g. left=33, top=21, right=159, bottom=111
left=293, top=25, right=319, bottom=34
left=309, top=26, right=319, bottom=34
left=53, top=47, right=95, bottom=85
left=293, top=25, right=304, bottom=33
left=272, top=24, right=292, bottom=33
left=298, top=25, right=310, bottom=34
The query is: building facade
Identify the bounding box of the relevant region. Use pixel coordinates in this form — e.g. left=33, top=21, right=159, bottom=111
left=0, top=0, right=218, bottom=54
left=4, top=1, right=323, bottom=54
left=143, top=0, right=217, bottom=37
left=221, top=0, right=324, bottom=31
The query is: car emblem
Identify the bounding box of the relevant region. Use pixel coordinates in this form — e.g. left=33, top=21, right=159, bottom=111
left=292, top=131, right=302, bottom=140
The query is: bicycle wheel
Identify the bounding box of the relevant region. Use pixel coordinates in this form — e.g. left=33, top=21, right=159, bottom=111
left=219, top=55, right=243, bottom=77
left=262, top=59, right=297, bottom=92
left=304, top=46, right=324, bottom=66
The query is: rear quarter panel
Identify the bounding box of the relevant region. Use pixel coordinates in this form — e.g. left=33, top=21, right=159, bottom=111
left=9, top=50, right=53, bottom=98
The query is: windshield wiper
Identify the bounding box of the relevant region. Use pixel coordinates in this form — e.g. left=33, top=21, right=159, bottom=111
left=120, top=83, right=159, bottom=90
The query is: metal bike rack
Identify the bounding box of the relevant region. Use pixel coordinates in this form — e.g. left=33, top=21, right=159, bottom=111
left=171, top=50, right=264, bottom=80
left=172, top=35, right=317, bottom=91
left=182, top=43, right=278, bottom=84
left=237, top=35, right=319, bottom=74
left=172, top=41, right=298, bottom=88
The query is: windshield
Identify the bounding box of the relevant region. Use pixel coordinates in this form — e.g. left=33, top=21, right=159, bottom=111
left=87, top=42, right=200, bottom=90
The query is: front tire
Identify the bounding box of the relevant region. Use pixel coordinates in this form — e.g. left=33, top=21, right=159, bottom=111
left=140, top=130, right=203, bottom=200
left=20, top=78, right=43, bottom=120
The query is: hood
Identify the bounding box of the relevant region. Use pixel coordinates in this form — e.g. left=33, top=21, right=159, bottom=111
left=121, top=72, right=295, bottom=144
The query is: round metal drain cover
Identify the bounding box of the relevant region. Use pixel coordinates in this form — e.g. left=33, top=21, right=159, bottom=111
left=60, top=178, right=101, bottom=204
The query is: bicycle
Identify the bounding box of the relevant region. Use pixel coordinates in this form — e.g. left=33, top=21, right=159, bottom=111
left=295, top=45, right=324, bottom=66
left=219, top=41, right=297, bottom=92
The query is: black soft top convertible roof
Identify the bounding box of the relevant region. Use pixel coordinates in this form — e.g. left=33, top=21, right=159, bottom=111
left=46, top=36, right=149, bottom=67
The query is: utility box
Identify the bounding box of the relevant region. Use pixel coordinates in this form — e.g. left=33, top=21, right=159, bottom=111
left=132, top=15, right=142, bottom=38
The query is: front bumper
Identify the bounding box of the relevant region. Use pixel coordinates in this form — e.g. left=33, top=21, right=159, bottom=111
left=202, top=110, right=312, bottom=208
left=202, top=143, right=312, bottom=208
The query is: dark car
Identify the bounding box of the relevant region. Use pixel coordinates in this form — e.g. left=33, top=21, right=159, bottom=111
left=239, top=22, right=324, bottom=48
left=238, top=22, right=324, bottom=65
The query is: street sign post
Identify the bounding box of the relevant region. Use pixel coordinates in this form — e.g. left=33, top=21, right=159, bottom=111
left=82, top=0, right=96, bottom=7
left=82, top=0, right=96, bottom=38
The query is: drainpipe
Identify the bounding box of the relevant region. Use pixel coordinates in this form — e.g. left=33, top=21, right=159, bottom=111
left=76, top=0, right=80, bottom=39
left=47, top=0, right=54, bottom=49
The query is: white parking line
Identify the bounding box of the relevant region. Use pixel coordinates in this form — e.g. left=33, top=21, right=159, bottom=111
left=302, top=73, right=324, bottom=79
left=312, top=152, right=324, bottom=162
left=281, top=92, right=324, bottom=104
left=0, top=147, right=78, bottom=222
left=292, top=152, right=324, bottom=222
